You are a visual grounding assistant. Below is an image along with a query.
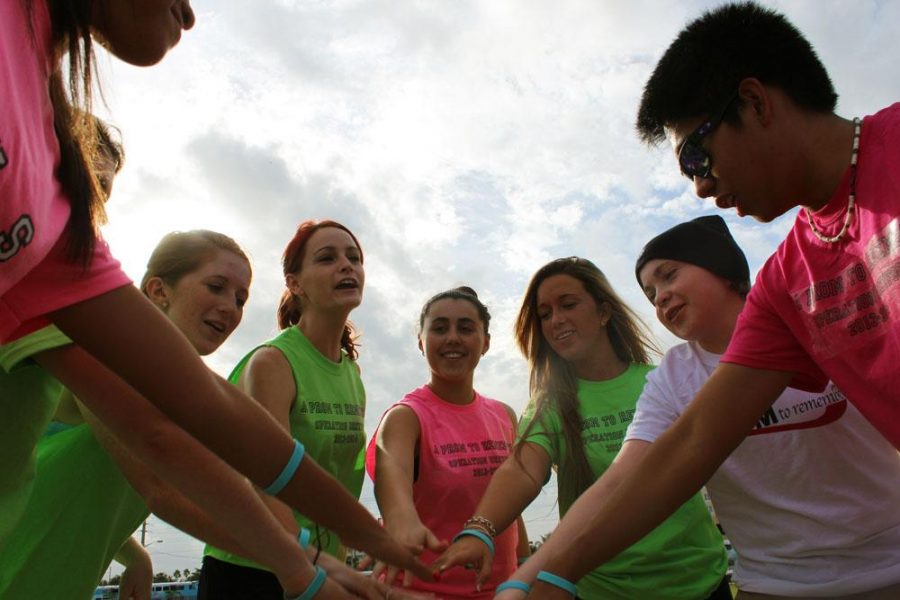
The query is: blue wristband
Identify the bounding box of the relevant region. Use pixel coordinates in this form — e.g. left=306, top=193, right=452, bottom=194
left=297, top=527, right=311, bottom=550
left=536, top=571, right=577, bottom=597
left=496, top=580, right=531, bottom=594
left=284, top=565, right=326, bottom=600
left=265, top=439, right=305, bottom=495
left=452, top=528, right=495, bottom=556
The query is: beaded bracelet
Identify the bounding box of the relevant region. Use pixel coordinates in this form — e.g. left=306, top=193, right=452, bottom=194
left=496, top=580, right=531, bottom=594
left=452, top=528, right=495, bottom=556
left=284, top=566, right=326, bottom=600
left=536, top=571, right=577, bottom=597
left=265, top=439, right=306, bottom=495
left=464, top=515, right=498, bottom=538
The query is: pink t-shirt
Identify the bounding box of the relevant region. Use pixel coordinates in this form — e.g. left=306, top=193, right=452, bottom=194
left=723, top=103, right=900, bottom=448
left=0, top=0, right=129, bottom=342
left=367, top=386, right=518, bottom=599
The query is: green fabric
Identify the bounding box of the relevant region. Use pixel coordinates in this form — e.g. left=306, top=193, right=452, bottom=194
left=519, top=363, right=727, bottom=600
left=205, top=326, right=366, bottom=569
left=0, top=325, right=70, bottom=546
left=0, top=422, right=149, bottom=598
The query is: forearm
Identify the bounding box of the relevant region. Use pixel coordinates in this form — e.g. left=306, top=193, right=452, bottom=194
left=49, top=288, right=294, bottom=488
left=511, top=441, right=644, bottom=584
left=38, top=348, right=311, bottom=586
left=374, top=462, right=420, bottom=526
left=114, top=536, right=151, bottom=569
left=471, top=446, right=545, bottom=533
left=515, top=517, right=530, bottom=560
left=280, top=457, right=383, bottom=547
left=540, top=365, right=790, bottom=582
left=149, top=487, right=249, bottom=557
left=79, top=402, right=253, bottom=557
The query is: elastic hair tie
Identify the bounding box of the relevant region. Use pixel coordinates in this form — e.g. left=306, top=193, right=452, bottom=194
left=536, top=571, right=577, bottom=597
left=265, top=439, right=305, bottom=495
left=284, top=565, right=326, bottom=600
left=452, top=529, right=495, bottom=556
left=496, top=580, right=531, bottom=594
left=297, top=528, right=311, bottom=550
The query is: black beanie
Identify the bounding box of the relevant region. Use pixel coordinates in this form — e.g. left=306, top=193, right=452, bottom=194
left=635, top=215, right=750, bottom=290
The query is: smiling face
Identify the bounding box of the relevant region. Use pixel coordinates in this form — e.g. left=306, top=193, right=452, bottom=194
left=288, top=227, right=364, bottom=316
left=639, top=258, right=743, bottom=353
left=152, top=248, right=251, bottom=356
left=91, top=0, right=196, bottom=67
left=536, top=274, right=612, bottom=372
left=419, top=298, right=489, bottom=386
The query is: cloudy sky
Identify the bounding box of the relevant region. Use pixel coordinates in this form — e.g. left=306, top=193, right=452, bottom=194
left=94, top=0, right=900, bottom=577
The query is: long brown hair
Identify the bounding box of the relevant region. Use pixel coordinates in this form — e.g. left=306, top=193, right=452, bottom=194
left=278, top=220, right=363, bottom=360
left=514, top=257, right=657, bottom=507
left=38, top=0, right=108, bottom=266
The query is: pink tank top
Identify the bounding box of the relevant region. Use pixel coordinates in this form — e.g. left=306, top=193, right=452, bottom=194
left=367, top=385, right=518, bottom=599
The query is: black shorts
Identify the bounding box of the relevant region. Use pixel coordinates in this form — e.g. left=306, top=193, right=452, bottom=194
left=198, top=554, right=283, bottom=600
left=705, top=576, right=734, bottom=600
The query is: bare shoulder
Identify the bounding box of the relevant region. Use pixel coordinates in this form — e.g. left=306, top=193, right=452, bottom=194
left=499, top=402, right=518, bottom=425
left=243, top=346, right=291, bottom=377
left=239, top=346, right=296, bottom=415
left=378, top=404, right=421, bottom=442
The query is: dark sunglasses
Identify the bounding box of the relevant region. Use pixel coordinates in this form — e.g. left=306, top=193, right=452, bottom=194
left=677, top=91, right=739, bottom=180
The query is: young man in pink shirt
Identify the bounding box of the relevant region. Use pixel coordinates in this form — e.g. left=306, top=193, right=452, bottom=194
left=525, top=3, right=900, bottom=599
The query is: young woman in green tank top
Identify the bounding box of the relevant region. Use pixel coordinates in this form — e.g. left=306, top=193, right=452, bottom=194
left=201, top=220, right=407, bottom=600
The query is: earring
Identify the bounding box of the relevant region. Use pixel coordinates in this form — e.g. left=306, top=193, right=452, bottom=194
left=161, top=301, right=169, bottom=310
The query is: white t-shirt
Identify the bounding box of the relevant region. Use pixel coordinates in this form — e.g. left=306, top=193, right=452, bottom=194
left=626, top=341, right=900, bottom=597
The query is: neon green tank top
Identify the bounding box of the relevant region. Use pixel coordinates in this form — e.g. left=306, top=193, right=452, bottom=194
left=205, top=326, right=366, bottom=568
left=520, top=364, right=727, bottom=599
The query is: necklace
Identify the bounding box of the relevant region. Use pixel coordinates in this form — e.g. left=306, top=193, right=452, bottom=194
left=806, top=117, right=861, bottom=243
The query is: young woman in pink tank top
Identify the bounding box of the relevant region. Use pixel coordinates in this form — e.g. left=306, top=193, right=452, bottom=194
left=367, top=287, right=530, bottom=599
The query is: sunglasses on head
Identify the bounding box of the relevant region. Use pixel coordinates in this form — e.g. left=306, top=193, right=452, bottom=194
left=677, top=91, right=739, bottom=180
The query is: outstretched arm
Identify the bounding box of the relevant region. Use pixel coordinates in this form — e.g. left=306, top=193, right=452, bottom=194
left=373, top=405, right=447, bottom=585
left=48, top=286, right=430, bottom=581
left=528, top=364, right=790, bottom=598
left=37, top=349, right=322, bottom=595
left=75, top=397, right=260, bottom=558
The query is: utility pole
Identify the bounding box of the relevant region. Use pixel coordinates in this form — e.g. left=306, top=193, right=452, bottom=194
left=141, top=519, right=147, bottom=546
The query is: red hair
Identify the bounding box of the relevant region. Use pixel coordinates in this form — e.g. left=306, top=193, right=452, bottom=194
left=278, top=220, right=363, bottom=359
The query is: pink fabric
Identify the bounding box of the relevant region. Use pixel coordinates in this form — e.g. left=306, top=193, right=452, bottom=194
left=367, top=386, right=518, bottom=599
left=723, top=103, right=900, bottom=448
left=0, top=231, right=130, bottom=342
left=0, top=0, right=70, bottom=295
left=0, top=0, right=130, bottom=342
